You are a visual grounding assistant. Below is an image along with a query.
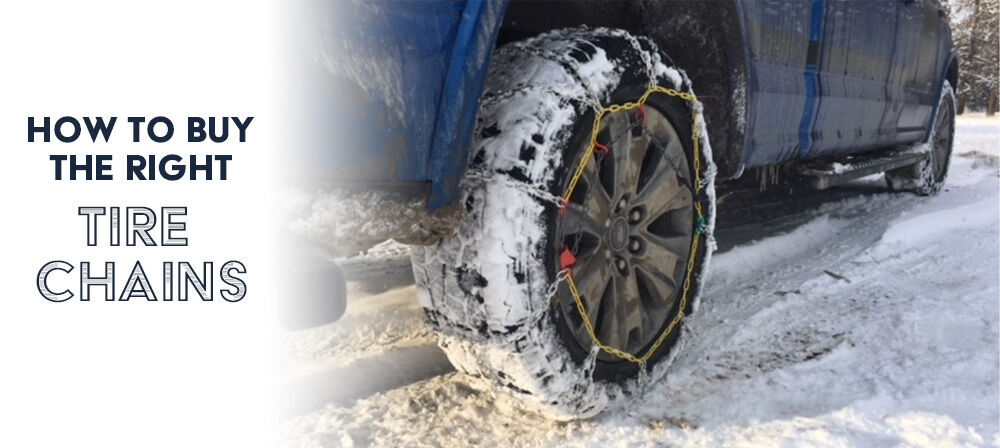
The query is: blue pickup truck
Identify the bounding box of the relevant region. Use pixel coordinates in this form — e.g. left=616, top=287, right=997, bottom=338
left=297, top=0, right=958, bottom=418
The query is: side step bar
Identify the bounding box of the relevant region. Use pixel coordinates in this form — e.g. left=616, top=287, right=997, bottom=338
left=798, top=150, right=929, bottom=190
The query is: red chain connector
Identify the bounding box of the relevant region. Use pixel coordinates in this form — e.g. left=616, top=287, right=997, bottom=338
left=559, top=247, right=577, bottom=273
left=594, top=141, right=610, bottom=155
left=635, top=102, right=648, bottom=125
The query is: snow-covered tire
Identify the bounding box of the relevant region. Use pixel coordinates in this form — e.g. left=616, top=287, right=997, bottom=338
left=886, top=81, right=956, bottom=195
left=411, top=28, right=716, bottom=419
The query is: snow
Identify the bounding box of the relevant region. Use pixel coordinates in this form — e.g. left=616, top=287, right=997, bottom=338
left=281, top=117, right=999, bottom=446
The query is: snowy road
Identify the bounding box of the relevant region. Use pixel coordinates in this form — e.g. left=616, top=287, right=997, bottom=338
left=281, top=116, right=999, bottom=447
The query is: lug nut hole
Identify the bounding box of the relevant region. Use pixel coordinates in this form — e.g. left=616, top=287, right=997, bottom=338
left=629, top=207, right=643, bottom=223
left=615, top=257, right=628, bottom=272
left=628, top=237, right=642, bottom=253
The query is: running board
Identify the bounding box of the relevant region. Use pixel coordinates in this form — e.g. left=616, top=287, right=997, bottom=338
left=798, top=150, right=929, bottom=190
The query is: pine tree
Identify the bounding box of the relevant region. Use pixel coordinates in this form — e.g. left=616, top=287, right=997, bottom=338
left=948, top=0, right=999, bottom=115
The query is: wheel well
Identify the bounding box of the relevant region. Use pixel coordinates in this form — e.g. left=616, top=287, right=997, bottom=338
left=496, top=0, right=748, bottom=178
left=947, top=55, right=959, bottom=90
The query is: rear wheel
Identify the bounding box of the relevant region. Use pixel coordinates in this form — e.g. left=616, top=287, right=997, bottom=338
left=886, top=81, right=955, bottom=195
left=411, top=28, right=715, bottom=418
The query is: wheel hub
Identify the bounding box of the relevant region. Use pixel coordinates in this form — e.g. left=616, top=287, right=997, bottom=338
left=608, top=216, right=630, bottom=252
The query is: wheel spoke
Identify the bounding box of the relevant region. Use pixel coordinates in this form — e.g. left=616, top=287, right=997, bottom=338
left=607, top=112, right=643, bottom=200
left=638, top=179, right=692, bottom=225
left=647, top=113, right=690, bottom=179
left=645, top=232, right=692, bottom=260
left=633, top=263, right=679, bottom=308
left=617, top=272, right=643, bottom=352
left=563, top=202, right=605, bottom=243
left=634, top=160, right=675, bottom=210
left=629, top=132, right=654, bottom=192
left=581, top=149, right=614, bottom=211
left=634, top=237, right=685, bottom=284
left=597, top=274, right=634, bottom=352
left=572, top=253, right=612, bottom=328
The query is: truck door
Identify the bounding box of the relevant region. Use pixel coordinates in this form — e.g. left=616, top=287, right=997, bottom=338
left=740, top=0, right=815, bottom=167
left=890, top=0, right=943, bottom=144
left=739, top=0, right=900, bottom=165
left=807, top=0, right=899, bottom=158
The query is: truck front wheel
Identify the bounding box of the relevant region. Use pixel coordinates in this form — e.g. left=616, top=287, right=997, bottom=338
left=411, top=28, right=716, bottom=418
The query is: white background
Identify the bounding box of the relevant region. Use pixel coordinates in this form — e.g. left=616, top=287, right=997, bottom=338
left=0, top=1, right=283, bottom=446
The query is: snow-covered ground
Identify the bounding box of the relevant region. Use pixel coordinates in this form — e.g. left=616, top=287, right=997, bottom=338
left=280, top=115, right=1000, bottom=447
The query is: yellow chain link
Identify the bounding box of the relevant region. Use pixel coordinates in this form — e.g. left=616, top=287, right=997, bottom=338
left=561, top=86, right=705, bottom=366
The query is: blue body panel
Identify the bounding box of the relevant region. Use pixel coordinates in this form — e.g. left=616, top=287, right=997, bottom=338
left=311, top=0, right=506, bottom=210
left=425, top=0, right=508, bottom=209
left=737, top=0, right=953, bottom=167
left=319, top=0, right=953, bottom=215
